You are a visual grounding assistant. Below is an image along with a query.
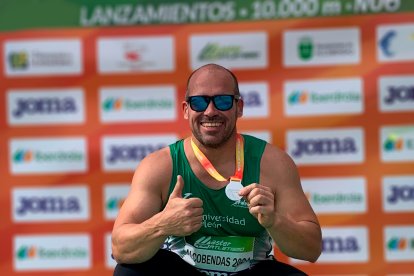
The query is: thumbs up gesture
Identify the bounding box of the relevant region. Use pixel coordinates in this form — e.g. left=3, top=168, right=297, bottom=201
left=161, top=175, right=203, bottom=236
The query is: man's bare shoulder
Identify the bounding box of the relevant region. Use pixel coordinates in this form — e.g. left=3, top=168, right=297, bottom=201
left=138, top=146, right=172, bottom=169
left=260, top=143, right=300, bottom=189
left=262, top=143, right=297, bottom=170
left=130, top=146, right=173, bottom=190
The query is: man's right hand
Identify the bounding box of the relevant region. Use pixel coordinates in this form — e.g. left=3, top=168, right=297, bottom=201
left=160, top=175, right=203, bottom=236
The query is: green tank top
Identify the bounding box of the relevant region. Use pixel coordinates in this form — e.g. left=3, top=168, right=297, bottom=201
left=163, top=134, right=274, bottom=274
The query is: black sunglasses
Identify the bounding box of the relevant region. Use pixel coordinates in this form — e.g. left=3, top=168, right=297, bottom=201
left=186, top=94, right=241, bottom=112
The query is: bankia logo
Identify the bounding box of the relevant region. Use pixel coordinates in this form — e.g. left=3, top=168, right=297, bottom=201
left=14, top=234, right=91, bottom=270
left=100, top=86, right=176, bottom=123
left=10, top=137, right=87, bottom=174
left=384, top=134, right=404, bottom=151
left=284, top=78, right=363, bottom=116
left=301, top=177, right=367, bottom=214
left=5, top=39, right=82, bottom=76
left=379, top=75, right=414, bottom=112
left=288, top=90, right=308, bottom=105
left=286, top=128, right=364, bottom=165
left=102, top=134, right=177, bottom=171
left=16, top=245, right=36, bottom=259
left=13, top=149, right=33, bottom=163
left=284, top=28, right=360, bottom=67
left=385, top=226, right=414, bottom=261
left=101, top=97, right=173, bottom=112
left=7, top=88, right=85, bottom=126
left=381, top=126, right=414, bottom=162
left=102, top=97, right=123, bottom=111
left=377, top=23, right=414, bottom=62
left=104, top=184, right=130, bottom=220
left=97, top=36, right=174, bottom=73
left=239, top=82, right=269, bottom=119
left=383, top=176, right=414, bottom=213
left=12, top=186, right=89, bottom=222
left=190, top=32, right=267, bottom=69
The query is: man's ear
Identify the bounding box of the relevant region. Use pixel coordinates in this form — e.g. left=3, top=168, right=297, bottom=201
left=237, top=99, right=244, bottom=118
left=182, top=101, right=189, bottom=119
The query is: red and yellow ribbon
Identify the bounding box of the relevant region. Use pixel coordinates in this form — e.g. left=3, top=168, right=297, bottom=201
left=191, top=133, right=244, bottom=182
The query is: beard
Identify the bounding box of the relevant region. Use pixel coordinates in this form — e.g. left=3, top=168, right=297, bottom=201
left=192, top=116, right=236, bottom=149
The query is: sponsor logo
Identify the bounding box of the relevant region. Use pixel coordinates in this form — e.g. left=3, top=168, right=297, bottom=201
left=384, top=226, right=414, bottom=261
left=198, top=43, right=258, bottom=61
left=13, top=97, right=76, bottom=117
left=316, top=227, right=369, bottom=263
left=194, top=236, right=232, bottom=250
left=381, top=126, right=414, bottom=162
left=284, top=28, right=360, bottom=67
left=239, top=82, right=269, bottom=119
left=387, top=237, right=410, bottom=251
left=379, top=75, right=414, bottom=112
left=106, top=197, right=124, bottom=211
left=383, top=176, right=414, bottom=212
left=298, top=37, right=313, bottom=60
left=14, top=234, right=91, bottom=270
left=384, top=134, right=405, bottom=151
left=100, top=86, right=176, bottom=123
left=323, top=236, right=360, bottom=253
left=302, top=177, right=367, bottom=214
left=5, top=39, right=82, bottom=76
left=384, top=85, right=414, bottom=104
left=291, top=137, right=357, bottom=157
left=379, top=30, right=396, bottom=57
left=8, top=51, right=29, bottom=69
left=97, top=36, right=174, bottom=73
left=377, top=23, right=414, bottom=62
left=13, top=186, right=89, bottom=222
left=287, top=128, right=364, bottom=165
left=10, top=137, right=87, bottom=174
left=284, top=78, right=363, bottom=116
left=102, top=97, right=172, bottom=111
left=7, top=88, right=85, bottom=126
left=102, top=135, right=177, bottom=171
left=190, top=32, right=267, bottom=69
left=107, top=144, right=164, bottom=163
left=104, top=184, right=130, bottom=220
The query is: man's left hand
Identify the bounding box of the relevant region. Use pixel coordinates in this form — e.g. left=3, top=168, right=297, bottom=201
left=238, top=183, right=275, bottom=228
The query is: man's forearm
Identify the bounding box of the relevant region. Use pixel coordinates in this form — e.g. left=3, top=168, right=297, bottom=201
left=267, top=215, right=322, bottom=262
left=112, top=214, right=169, bottom=264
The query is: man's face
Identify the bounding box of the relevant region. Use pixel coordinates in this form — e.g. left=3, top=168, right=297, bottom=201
left=183, top=68, right=243, bottom=148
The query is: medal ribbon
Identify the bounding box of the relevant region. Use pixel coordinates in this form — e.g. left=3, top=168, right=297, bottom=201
left=191, top=133, right=244, bottom=182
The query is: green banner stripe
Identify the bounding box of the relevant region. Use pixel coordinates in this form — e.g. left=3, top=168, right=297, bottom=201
left=1, top=0, right=414, bottom=31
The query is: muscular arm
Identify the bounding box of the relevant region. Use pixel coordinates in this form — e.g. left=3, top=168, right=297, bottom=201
left=111, top=148, right=171, bottom=264
left=111, top=147, right=203, bottom=264
left=240, top=144, right=322, bottom=262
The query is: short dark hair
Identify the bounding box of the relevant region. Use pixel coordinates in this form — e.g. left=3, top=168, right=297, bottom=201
left=185, top=64, right=240, bottom=99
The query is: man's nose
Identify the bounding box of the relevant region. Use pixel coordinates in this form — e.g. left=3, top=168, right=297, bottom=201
left=203, top=99, right=218, bottom=115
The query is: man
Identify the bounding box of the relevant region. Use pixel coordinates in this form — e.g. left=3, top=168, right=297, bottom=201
left=112, top=63, right=322, bottom=275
